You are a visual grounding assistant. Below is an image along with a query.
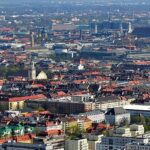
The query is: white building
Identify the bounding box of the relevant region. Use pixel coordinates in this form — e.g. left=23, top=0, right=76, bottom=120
left=78, top=64, right=84, bottom=70
left=36, top=122, right=62, bottom=133
left=71, top=94, right=94, bottom=102
left=96, top=136, right=149, bottom=150
left=130, top=124, right=144, bottom=136
left=109, top=125, right=144, bottom=138
left=125, top=142, right=150, bottom=150
left=110, top=127, right=132, bottom=137
left=95, top=96, right=134, bottom=111
left=79, top=110, right=105, bottom=123
left=65, top=138, right=89, bottom=150
left=53, top=43, right=68, bottom=54
left=124, top=104, right=150, bottom=117
left=105, top=107, right=130, bottom=125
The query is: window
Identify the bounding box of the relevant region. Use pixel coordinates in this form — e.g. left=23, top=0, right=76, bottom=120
left=109, top=139, right=113, bottom=145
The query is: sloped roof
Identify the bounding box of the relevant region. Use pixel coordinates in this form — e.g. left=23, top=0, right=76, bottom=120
left=8, top=94, right=47, bottom=102
left=105, top=107, right=128, bottom=115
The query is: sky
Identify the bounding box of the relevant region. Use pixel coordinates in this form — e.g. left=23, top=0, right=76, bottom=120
left=0, top=0, right=150, bottom=6
left=0, top=0, right=149, bottom=4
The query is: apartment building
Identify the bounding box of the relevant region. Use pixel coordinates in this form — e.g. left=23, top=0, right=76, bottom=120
left=65, top=138, right=89, bottom=150
left=125, top=142, right=150, bottom=150
left=95, top=96, right=134, bottom=111
left=96, top=136, right=149, bottom=150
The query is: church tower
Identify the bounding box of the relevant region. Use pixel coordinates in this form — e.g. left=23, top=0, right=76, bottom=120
left=28, top=61, right=36, bottom=80
left=30, top=32, right=35, bottom=48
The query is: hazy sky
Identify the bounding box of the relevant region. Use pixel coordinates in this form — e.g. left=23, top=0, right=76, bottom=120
left=0, top=0, right=150, bottom=6
left=0, top=0, right=150, bottom=3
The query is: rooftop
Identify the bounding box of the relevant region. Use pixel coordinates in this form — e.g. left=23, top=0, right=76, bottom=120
left=124, top=104, right=150, bottom=111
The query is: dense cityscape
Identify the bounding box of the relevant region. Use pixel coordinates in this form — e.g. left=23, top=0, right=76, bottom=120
left=0, top=0, right=150, bottom=150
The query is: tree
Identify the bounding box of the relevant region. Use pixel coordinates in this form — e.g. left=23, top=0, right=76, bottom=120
left=120, top=117, right=129, bottom=127
left=66, top=125, right=85, bottom=139
left=102, top=130, right=109, bottom=136
left=131, top=115, right=143, bottom=124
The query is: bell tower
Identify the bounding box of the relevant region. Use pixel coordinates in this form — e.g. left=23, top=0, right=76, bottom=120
left=28, top=61, right=36, bottom=80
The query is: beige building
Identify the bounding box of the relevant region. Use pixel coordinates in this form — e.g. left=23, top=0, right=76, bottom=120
left=87, top=134, right=103, bottom=150
left=71, top=94, right=94, bottom=102
left=95, top=98, right=135, bottom=111
left=109, top=125, right=144, bottom=138
left=77, top=118, right=92, bottom=131
left=130, top=124, right=144, bottom=136
left=65, top=138, right=88, bottom=150
left=110, top=127, right=132, bottom=137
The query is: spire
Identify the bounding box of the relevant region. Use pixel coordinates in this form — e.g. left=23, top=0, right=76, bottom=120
left=120, top=22, right=123, bottom=36
left=95, top=24, right=98, bottom=34
left=31, top=32, right=35, bottom=48
left=28, top=61, right=36, bottom=80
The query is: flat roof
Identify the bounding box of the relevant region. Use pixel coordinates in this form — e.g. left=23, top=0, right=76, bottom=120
left=124, top=104, right=150, bottom=111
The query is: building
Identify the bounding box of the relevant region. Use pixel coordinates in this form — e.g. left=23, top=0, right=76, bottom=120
left=2, top=142, right=53, bottom=150
left=77, top=117, right=92, bottom=131
left=79, top=110, right=105, bottom=123
left=130, top=124, right=144, bottom=136
left=30, top=32, right=35, bottom=47
left=36, top=71, right=48, bottom=80
left=61, top=117, right=92, bottom=132
left=52, top=43, right=68, bottom=54
left=71, top=94, right=94, bottom=102
left=65, top=138, right=89, bottom=150
left=132, top=27, right=150, bottom=37
left=105, top=107, right=130, bottom=125
left=36, top=121, right=62, bottom=134
left=28, top=61, right=36, bottom=80
left=45, top=101, right=95, bottom=114
left=0, top=94, right=47, bottom=111
left=110, top=127, right=132, bottom=137
left=52, top=23, right=76, bottom=31
left=91, top=21, right=132, bottom=33
left=95, top=96, right=134, bottom=111
left=109, top=125, right=144, bottom=137
left=62, top=117, right=78, bottom=131
left=124, top=104, right=150, bottom=117
left=96, top=136, right=149, bottom=150
left=87, top=134, right=103, bottom=150
left=125, top=142, right=150, bottom=150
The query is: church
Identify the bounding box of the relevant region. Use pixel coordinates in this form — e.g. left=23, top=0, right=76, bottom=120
left=28, top=61, right=48, bottom=80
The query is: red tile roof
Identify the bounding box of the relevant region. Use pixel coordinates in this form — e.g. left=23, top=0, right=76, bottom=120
left=8, top=94, right=47, bottom=102
left=0, top=27, right=13, bottom=32
left=31, top=84, right=44, bottom=88
left=50, top=81, right=61, bottom=85
left=57, top=91, right=66, bottom=96
left=41, top=130, right=63, bottom=136
left=37, top=121, right=55, bottom=127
